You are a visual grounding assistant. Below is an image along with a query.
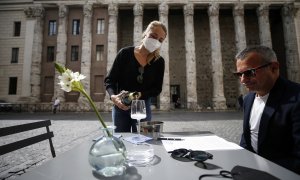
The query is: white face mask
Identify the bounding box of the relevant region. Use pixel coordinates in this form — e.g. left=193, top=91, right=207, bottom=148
left=143, top=38, right=162, bottom=53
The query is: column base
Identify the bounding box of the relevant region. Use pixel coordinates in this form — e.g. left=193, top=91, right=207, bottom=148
left=159, top=103, right=170, bottom=111
left=103, top=94, right=114, bottom=112
left=27, top=96, right=40, bottom=103
left=18, top=96, right=33, bottom=103
left=78, top=95, right=91, bottom=111
left=212, top=100, right=227, bottom=110
left=186, top=102, right=200, bottom=110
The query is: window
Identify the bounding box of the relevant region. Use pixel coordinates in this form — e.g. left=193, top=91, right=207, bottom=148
left=71, top=46, right=79, bottom=61
left=96, top=45, right=104, bottom=61
left=47, top=46, right=55, bottom=62
left=48, top=20, right=57, bottom=36
left=11, top=48, right=19, bottom=63
left=96, top=19, right=105, bottom=34
left=14, top=21, right=21, bottom=36
left=9, top=77, right=17, bottom=95
left=72, top=19, right=80, bottom=35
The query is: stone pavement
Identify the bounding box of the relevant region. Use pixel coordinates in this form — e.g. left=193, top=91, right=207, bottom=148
left=0, top=111, right=243, bottom=179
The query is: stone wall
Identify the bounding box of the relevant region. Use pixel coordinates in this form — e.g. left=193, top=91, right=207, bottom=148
left=169, top=9, right=187, bottom=107
left=118, top=9, right=133, bottom=50
left=220, top=9, right=237, bottom=109
left=194, top=9, right=212, bottom=109
left=0, top=10, right=25, bottom=102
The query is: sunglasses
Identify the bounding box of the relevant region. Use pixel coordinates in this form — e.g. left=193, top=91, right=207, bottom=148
left=233, top=62, right=272, bottom=78
left=137, top=66, right=144, bottom=84
left=168, top=148, right=213, bottom=162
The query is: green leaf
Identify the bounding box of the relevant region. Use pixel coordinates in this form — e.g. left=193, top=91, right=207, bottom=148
left=55, top=62, right=66, bottom=74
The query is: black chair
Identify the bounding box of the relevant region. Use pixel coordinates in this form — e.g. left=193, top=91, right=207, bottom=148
left=0, top=120, right=56, bottom=158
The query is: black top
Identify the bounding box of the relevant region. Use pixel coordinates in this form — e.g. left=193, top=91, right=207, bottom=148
left=104, top=46, right=165, bottom=100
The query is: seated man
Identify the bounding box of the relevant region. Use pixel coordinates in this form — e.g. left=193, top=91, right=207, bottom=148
left=234, top=45, right=300, bottom=174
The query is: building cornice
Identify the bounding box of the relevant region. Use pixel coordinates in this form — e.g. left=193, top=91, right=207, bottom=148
left=0, top=0, right=297, bottom=11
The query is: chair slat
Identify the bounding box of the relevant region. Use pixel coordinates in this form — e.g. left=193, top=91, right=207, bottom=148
left=0, top=120, right=51, bottom=137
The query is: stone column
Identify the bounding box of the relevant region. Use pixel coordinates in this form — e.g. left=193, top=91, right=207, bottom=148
left=54, top=4, right=68, bottom=102
left=281, top=3, right=300, bottom=82
left=233, top=3, right=247, bottom=95
left=257, top=3, right=272, bottom=48
left=20, top=14, right=35, bottom=101
left=233, top=4, right=247, bottom=54
left=208, top=3, right=227, bottom=110
left=133, top=2, right=143, bottom=46
left=78, top=3, right=93, bottom=110
left=184, top=3, right=199, bottom=110
left=24, top=6, right=45, bottom=103
left=104, top=3, right=118, bottom=110
left=159, top=2, right=170, bottom=110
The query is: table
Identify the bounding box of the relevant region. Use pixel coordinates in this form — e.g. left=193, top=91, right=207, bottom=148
left=15, top=132, right=300, bottom=180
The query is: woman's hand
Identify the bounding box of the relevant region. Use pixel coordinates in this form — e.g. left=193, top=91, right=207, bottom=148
left=111, top=92, right=130, bottom=111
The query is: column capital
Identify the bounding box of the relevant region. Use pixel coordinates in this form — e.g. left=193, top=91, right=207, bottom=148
left=133, top=2, right=143, bottom=16
left=159, top=2, right=169, bottom=16
left=83, top=3, right=93, bottom=17
left=58, top=4, right=68, bottom=18
left=184, top=3, right=194, bottom=16
left=233, top=3, right=244, bottom=17
left=257, top=3, right=269, bottom=17
left=24, top=6, right=45, bottom=18
left=281, top=3, right=298, bottom=18
left=208, top=3, right=219, bottom=17
left=108, top=3, right=118, bottom=16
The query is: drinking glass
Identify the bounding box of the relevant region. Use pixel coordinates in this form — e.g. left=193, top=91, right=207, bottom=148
left=131, top=100, right=146, bottom=138
left=126, top=142, right=154, bottom=167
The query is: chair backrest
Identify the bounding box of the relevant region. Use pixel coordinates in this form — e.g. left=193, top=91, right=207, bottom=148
left=0, top=120, right=56, bottom=157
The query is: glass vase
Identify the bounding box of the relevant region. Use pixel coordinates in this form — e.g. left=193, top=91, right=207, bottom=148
left=88, top=126, right=127, bottom=177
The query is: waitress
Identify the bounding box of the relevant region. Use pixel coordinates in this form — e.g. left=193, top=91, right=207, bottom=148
left=104, top=20, right=167, bottom=132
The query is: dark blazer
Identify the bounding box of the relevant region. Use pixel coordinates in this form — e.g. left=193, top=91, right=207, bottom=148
left=240, top=76, right=300, bottom=175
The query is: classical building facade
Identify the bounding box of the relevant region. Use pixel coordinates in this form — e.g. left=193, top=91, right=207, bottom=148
left=0, top=0, right=300, bottom=112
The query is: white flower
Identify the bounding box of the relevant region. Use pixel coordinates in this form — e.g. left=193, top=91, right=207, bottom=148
left=58, top=81, right=72, bottom=92
left=57, top=69, right=86, bottom=92
left=72, top=71, right=86, bottom=81
left=59, top=69, right=73, bottom=83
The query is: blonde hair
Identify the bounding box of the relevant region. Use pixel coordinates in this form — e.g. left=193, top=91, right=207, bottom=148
left=142, top=21, right=167, bottom=64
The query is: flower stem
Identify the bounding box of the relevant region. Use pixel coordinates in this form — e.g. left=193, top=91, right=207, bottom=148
left=80, top=89, right=112, bottom=137
left=79, top=88, right=124, bottom=158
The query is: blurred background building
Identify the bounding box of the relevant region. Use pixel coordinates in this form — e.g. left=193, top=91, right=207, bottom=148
left=0, top=0, right=300, bottom=112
